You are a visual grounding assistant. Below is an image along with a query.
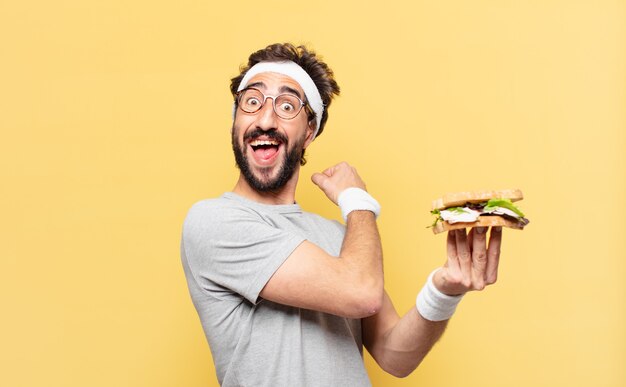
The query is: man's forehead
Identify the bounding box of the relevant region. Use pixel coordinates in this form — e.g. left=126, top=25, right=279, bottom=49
left=246, top=73, right=304, bottom=98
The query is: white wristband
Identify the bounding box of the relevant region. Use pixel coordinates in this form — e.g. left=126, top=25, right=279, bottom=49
left=337, top=187, right=381, bottom=222
left=415, top=270, right=464, bottom=322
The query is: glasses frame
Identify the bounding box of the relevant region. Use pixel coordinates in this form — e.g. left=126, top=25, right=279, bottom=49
left=235, top=87, right=309, bottom=121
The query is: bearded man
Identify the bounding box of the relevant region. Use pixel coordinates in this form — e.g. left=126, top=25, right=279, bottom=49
left=181, top=43, right=503, bottom=386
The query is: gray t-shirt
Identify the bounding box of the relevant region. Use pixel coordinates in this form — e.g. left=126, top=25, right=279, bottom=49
left=181, top=192, right=372, bottom=387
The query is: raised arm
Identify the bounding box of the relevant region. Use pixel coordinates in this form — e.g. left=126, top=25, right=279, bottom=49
left=259, top=162, right=385, bottom=319
left=363, top=227, right=503, bottom=377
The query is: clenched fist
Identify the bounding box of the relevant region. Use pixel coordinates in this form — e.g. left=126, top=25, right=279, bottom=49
left=311, top=162, right=368, bottom=205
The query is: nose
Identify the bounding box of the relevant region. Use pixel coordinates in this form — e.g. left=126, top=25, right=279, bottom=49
left=254, top=97, right=278, bottom=131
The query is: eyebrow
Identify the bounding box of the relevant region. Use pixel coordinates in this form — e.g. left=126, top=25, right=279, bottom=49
left=279, top=85, right=303, bottom=100
left=245, top=81, right=303, bottom=100
left=246, top=81, right=266, bottom=90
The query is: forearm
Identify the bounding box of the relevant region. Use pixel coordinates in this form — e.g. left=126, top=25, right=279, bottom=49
left=339, top=210, right=384, bottom=314
left=364, top=288, right=450, bottom=378
left=377, top=307, right=448, bottom=377
left=341, top=210, right=383, bottom=275
left=309, top=162, right=384, bottom=316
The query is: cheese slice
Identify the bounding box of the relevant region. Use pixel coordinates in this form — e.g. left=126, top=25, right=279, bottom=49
left=440, top=208, right=481, bottom=224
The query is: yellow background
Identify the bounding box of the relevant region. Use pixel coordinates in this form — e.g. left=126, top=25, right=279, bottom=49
left=2, top=1, right=624, bottom=386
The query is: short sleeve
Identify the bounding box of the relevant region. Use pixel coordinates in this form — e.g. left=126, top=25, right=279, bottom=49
left=182, top=200, right=305, bottom=304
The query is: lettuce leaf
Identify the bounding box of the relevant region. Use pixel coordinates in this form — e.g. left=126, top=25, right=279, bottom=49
left=429, top=209, right=442, bottom=228
left=484, top=198, right=525, bottom=218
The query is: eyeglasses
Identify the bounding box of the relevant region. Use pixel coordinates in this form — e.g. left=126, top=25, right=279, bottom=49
left=236, top=87, right=307, bottom=120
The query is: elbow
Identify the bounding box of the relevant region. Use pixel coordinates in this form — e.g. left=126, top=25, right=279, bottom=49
left=353, top=298, right=382, bottom=319
left=363, top=288, right=384, bottom=317
left=346, top=284, right=384, bottom=319
left=334, top=264, right=384, bottom=318
left=380, top=361, right=418, bottom=379
left=388, top=368, right=414, bottom=379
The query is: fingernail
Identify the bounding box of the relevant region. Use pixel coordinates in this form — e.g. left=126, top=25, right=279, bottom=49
left=493, top=226, right=502, bottom=233
left=476, top=227, right=486, bottom=234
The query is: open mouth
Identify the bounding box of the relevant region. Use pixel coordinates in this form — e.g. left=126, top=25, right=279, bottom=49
left=249, top=138, right=282, bottom=162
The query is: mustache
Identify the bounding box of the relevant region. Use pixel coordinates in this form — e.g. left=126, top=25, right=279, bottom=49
left=243, top=129, right=288, bottom=144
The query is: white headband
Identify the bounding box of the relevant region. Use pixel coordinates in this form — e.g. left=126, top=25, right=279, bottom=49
left=235, top=61, right=324, bottom=139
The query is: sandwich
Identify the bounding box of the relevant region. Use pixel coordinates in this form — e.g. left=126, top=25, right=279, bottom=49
left=430, top=188, right=530, bottom=234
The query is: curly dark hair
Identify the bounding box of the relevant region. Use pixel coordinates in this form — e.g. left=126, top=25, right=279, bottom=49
left=230, top=43, right=340, bottom=139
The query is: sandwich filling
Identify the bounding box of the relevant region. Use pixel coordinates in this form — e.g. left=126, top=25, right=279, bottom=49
left=431, top=198, right=530, bottom=227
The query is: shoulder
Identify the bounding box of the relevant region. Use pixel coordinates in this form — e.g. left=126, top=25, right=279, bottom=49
left=185, top=195, right=259, bottom=222
left=183, top=193, right=311, bottom=241
left=183, top=196, right=258, bottom=238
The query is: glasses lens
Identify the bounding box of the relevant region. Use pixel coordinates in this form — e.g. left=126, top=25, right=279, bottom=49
left=237, top=88, right=304, bottom=119
left=274, top=94, right=303, bottom=119
left=238, top=89, right=264, bottom=113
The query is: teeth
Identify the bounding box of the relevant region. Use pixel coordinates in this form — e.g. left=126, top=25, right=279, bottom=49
left=250, top=140, right=279, bottom=146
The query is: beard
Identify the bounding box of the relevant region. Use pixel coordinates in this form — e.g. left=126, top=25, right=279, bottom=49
left=232, top=127, right=306, bottom=193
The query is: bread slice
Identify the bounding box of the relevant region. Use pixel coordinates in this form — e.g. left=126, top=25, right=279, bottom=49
left=432, top=215, right=525, bottom=234
left=431, top=188, right=524, bottom=211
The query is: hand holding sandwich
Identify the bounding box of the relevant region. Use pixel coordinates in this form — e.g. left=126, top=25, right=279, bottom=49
left=433, top=227, right=502, bottom=296
left=352, top=189, right=525, bottom=376
left=415, top=189, right=528, bottom=321
left=428, top=188, right=528, bottom=295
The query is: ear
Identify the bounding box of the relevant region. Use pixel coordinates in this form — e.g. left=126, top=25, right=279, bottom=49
left=303, top=120, right=317, bottom=148
left=231, top=103, right=238, bottom=135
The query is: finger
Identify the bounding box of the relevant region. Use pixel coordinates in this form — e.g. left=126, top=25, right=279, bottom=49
left=311, top=172, right=338, bottom=203
left=471, top=227, right=488, bottom=290
left=322, top=165, right=335, bottom=177
left=455, top=228, right=472, bottom=287
left=446, top=230, right=460, bottom=273
left=311, top=172, right=327, bottom=188
left=485, top=226, right=503, bottom=284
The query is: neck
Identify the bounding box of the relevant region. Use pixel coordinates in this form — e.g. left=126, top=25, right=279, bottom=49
left=232, top=168, right=300, bottom=205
